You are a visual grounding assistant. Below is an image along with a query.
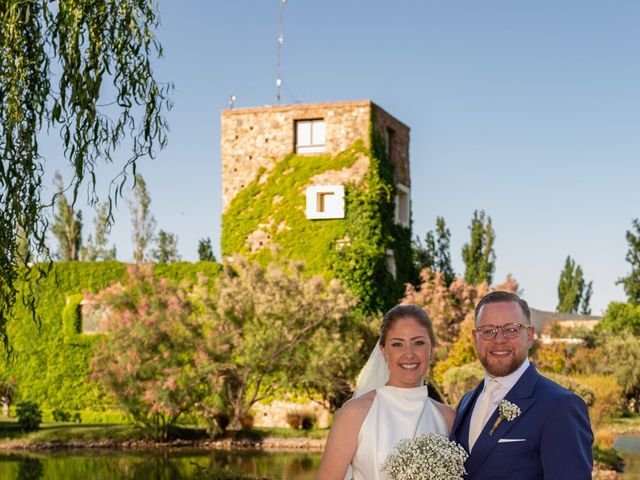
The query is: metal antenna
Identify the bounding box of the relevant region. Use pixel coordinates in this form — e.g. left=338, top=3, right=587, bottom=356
left=276, top=0, right=287, bottom=103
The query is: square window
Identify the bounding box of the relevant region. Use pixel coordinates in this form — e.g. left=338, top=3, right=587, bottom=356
left=296, top=119, right=326, bottom=154
left=306, top=185, right=344, bottom=219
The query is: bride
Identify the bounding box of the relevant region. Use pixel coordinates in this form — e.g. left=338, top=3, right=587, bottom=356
left=317, top=305, right=455, bottom=480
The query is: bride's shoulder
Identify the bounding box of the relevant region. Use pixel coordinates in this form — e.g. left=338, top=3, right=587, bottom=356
left=338, top=390, right=376, bottom=421
left=431, top=399, right=456, bottom=430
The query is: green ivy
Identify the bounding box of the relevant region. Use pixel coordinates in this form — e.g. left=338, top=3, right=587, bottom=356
left=221, top=116, right=415, bottom=315
left=1, top=261, right=221, bottom=420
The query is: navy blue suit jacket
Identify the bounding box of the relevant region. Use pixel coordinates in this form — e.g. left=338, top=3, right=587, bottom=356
left=450, top=364, right=593, bottom=479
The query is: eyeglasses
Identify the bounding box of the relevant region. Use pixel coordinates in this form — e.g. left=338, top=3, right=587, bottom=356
left=474, top=323, right=530, bottom=340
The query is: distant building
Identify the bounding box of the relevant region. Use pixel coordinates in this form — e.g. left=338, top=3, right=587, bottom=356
left=220, top=100, right=414, bottom=312
left=530, top=308, right=601, bottom=344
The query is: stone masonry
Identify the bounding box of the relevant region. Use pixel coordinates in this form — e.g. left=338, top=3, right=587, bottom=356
left=220, top=100, right=410, bottom=212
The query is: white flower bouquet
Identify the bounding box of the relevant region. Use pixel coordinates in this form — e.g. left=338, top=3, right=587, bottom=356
left=381, top=433, right=468, bottom=480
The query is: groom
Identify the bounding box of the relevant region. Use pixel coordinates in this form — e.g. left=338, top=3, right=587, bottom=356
left=450, top=291, right=593, bottom=479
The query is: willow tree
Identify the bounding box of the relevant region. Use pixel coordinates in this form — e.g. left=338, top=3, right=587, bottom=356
left=0, top=0, right=172, bottom=349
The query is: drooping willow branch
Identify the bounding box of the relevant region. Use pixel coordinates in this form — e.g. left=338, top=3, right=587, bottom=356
left=0, top=0, right=172, bottom=352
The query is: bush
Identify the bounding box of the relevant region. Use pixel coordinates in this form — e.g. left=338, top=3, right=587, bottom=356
left=544, top=373, right=594, bottom=406
left=52, top=409, right=71, bottom=422
left=16, top=402, right=42, bottom=431
left=440, top=362, right=484, bottom=405
left=592, top=444, right=624, bottom=472
left=576, top=375, right=623, bottom=427
left=285, top=410, right=317, bottom=430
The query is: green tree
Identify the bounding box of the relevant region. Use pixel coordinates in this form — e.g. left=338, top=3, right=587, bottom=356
left=595, top=302, right=640, bottom=337
left=461, top=210, right=496, bottom=285
left=81, top=202, right=116, bottom=261
left=0, top=0, right=171, bottom=349
left=556, top=256, right=592, bottom=314
left=618, top=219, right=640, bottom=304
left=414, top=217, right=455, bottom=286
left=129, top=175, right=156, bottom=263
left=151, top=230, right=180, bottom=264
left=51, top=173, right=83, bottom=262
left=198, top=238, right=216, bottom=262
left=210, top=258, right=356, bottom=429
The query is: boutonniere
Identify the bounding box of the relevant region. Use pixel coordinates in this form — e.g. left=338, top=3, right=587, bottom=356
left=489, top=399, right=521, bottom=436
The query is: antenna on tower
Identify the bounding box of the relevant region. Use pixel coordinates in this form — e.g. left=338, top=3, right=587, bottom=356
left=275, top=0, right=287, bottom=103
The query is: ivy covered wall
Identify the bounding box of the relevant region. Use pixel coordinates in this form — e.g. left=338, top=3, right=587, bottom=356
left=1, top=261, right=221, bottom=418
left=221, top=107, right=414, bottom=314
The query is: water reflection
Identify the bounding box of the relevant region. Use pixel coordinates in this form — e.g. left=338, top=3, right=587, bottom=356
left=0, top=449, right=321, bottom=480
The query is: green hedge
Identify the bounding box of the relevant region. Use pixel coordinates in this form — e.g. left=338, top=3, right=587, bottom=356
left=1, top=261, right=221, bottom=419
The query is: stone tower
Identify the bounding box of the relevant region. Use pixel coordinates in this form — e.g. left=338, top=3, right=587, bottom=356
left=220, top=100, right=413, bottom=313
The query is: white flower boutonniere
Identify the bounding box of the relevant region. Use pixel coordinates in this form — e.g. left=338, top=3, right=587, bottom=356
left=489, top=399, right=521, bottom=436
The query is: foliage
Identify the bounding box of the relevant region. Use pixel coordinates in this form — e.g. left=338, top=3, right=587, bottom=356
left=198, top=238, right=216, bottom=262
left=297, top=310, right=378, bottom=412
left=16, top=402, right=42, bottom=431
left=461, top=210, right=496, bottom=285
left=592, top=445, right=624, bottom=472
left=207, top=257, right=356, bottom=429
left=222, top=118, right=413, bottom=315
left=81, top=202, right=117, bottom=261
left=531, top=342, right=570, bottom=374
left=0, top=0, right=171, bottom=351
left=0, top=261, right=221, bottom=419
left=556, top=255, right=592, bottom=314
left=52, top=172, right=83, bottom=262
left=403, top=269, right=490, bottom=357
left=440, top=362, right=484, bottom=405
left=543, top=372, right=594, bottom=407
left=285, top=410, right=317, bottom=430
left=0, top=377, right=17, bottom=415
left=151, top=230, right=181, bottom=263
left=575, top=375, right=623, bottom=427
left=89, top=264, right=225, bottom=440
left=618, top=218, right=640, bottom=304
left=596, top=301, right=640, bottom=336
left=129, top=174, right=156, bottom=263
left=413, top=217, right=455, bottom=287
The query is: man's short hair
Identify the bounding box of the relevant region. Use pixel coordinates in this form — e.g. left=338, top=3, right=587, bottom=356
left=474, top=291, right=531, bottom=325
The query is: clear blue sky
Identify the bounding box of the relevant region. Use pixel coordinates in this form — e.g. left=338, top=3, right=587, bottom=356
left=44, top=1, right=640, bottom=314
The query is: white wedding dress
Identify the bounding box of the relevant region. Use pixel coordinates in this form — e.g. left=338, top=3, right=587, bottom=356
left=349, top=385, right=449, bottom=480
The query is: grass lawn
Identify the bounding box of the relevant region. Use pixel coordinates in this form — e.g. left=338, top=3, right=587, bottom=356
left=0, top=417, right=328, bottom=447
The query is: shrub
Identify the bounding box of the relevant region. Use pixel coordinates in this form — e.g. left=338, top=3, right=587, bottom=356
left=286, top=410, right=317, bottom=430
left=544, top=373, right=594, bottom=406
left=440, top=362, right=484, bottom=405
left=52, top=409, right=71, bottom=422
left=592, top=444, right=624, bottom=472
left=16, top=402, right=42, bottom=431
left=575, top=375, right=623, bottom=427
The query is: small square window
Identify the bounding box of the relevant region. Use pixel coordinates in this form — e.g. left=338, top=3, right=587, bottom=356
left=394, top=183, right=410, bottom=228
left=306, top=185, right=344, bottom=219
left=80, top=299, right=109, bottom=334
left=296, top=119, right=326, bottom=154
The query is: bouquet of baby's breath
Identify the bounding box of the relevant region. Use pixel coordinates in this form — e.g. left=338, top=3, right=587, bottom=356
left=381, top=433, right=468, bottom=480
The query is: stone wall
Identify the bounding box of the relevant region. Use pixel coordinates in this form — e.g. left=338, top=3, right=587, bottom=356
left=252, top=399, right=331, bottom=429
left=221, top=100, right=410, bottom=212
left=372, top=104, right=411, bottom=187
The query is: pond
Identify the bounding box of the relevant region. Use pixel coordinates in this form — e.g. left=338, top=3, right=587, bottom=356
left=0, top=436, right=638, bottom=479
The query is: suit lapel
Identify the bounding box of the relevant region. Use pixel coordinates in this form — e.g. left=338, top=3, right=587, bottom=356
left=451, top=381, right=484, bottom=439
left=464, top=364, right=540, bottom=477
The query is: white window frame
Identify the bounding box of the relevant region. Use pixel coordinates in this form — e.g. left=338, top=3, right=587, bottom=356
left=305, top=185, right=345, bottom=220
left=385, top=249, right=397, bottom=279
left=394, top=183, right=410, bottom=228
left=295, top=119, right=326, bottom=154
